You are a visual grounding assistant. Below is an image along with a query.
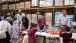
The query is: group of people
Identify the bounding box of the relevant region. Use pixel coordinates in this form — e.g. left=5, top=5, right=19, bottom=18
left=0, top=10, right=29, bottom=43
left=0, top=9, right=46, bottom=43
left=0, top=9, right=73, bottom=43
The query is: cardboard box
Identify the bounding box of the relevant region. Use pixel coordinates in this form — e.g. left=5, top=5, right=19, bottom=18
left=31, top=14, right=37, bottom=23
left=8, top=0, right=19, bottom=1
left=32, top=0, right=37, bottom=7
left=26, top=14, right=32, bottom=23
left=64, top=0, right=69, bottom=5
left=8, top=0, right=13, bottom=1
left=45, top=12, right=52, bottom=24
left=19, top=2, right=25, bottom=8
left=64, top=0, right=74, bottom=5
left=25, top=1, right=31, bottom=8
left=36, top=36, right=44, bottom=43
left=16, top=2, right=25, bottom=8
left=55, top=0, right=63, bottom=6
left=16, top=3, right=20, bottom=8
left=1, top=0, right=7, bottom=2
left=2, top=4, right=8, bottom=10
left=69, top=0, right=74, bottom=5
left=45, top=0, right=53, bottom=7
left=48, top=37, right=63, bottom=43
left=59, top=0, right=63, bottom=6
left=45, top=12, right=52, bottom=29
left=9, top=4, right=15, bottom=9
left=39, top=0, right=45, bottom=7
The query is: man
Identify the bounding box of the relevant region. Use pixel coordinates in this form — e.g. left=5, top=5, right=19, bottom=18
left=38, top=15, right=46, bottom=30
left=6, top=13, right=13, bottom=25
left=16, top=10, right=25, bottom=24
left=0, top=20, right=11, bottom=43
left=57, top=9, right=70, bottom=31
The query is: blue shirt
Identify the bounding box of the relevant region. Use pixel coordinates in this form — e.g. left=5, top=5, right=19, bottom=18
left=42, top=20, right=44, bottom=25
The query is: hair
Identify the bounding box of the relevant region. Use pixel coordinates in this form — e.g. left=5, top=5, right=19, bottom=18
left=11, top=11, right=15, bottom=16
left=31, top=23, right=36, bottom=27
left=42, top=14, right=45, bottom=16
left=65, top=26, right=70, bottom=32
left=62, top=9, right=67, bottom=12
left=22, top=17, right=29, bottom=23
left=13, top=17, right=17, bottom=21
left=6, top=19, right=13, bottom=25
left=0, top=13, right=3, bottom=16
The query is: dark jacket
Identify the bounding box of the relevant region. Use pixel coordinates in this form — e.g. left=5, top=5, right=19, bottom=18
left=60, top=32, right=72, bottom=43
left=23, top=22, right=29, bottom=29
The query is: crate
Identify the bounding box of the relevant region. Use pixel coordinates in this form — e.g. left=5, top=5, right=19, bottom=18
left=36, top=36, right=46, bottom=43
left=48, top=37, right=63, bottom=43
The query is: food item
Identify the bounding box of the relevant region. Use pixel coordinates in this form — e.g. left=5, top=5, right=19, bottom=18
left=47, top=30, right=61, bottom=35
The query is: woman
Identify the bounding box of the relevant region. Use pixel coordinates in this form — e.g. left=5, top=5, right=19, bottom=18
left=38, top=15, right=46, bottom=30
left=11, top=12, right=15, bottom=19
left=28, top=23, right=37, bottom=43
left=22, top=17, right=29, bottom=30
left=60, top=26, right=72, bottom=43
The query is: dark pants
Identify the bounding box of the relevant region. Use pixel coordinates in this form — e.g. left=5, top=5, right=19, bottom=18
left=0, top=32, right=10, bottom=43
left=58, top=25, right=66, bottom=32
left=40, top=25, right=44, bottom=30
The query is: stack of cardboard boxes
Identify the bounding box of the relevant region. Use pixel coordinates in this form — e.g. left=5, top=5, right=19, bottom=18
left=2, top=4, right=8, bottom=10
left=25, top=1, right=31, bottom=8
left=9, top=4, right=15, bottom=9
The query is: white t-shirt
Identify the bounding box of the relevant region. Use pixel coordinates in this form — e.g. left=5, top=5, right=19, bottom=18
left=16, top=13, right=25, bottom=23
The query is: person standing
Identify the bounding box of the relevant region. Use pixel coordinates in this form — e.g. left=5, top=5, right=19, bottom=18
left=38, top=15, right=46, bottom=30
left=6, top=13, right=13, bottom=25
left=0, top=20, right=11, bottom=43
left=28, top=23, right=37, bottom=43
left=22, top=17, right=29, bottom=30
left=11, top=12, right=15, bottom=19
left=57, top=9, right=70, bottom=31
left=60, top=26, right=72, bottom=43
left=16, top=10, right=25, bottom=24
left=10, top=17, right=19, bottom=43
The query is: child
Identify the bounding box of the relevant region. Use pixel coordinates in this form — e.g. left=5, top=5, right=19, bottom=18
left=10, top=17, right=19, bottom=43
left=28, top=23, right=37, bottom=43
left=60, top=26, right=72, bottom=43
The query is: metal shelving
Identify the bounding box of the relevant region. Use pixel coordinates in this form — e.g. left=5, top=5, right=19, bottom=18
left=0, top=0, right=76, bottom=26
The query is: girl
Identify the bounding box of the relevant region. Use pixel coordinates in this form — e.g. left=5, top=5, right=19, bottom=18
left=60, top=26, right=72, bottom=43
left=28, top=23, right=37, bottom=43
left=10, top=17, right=19, bottom=43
